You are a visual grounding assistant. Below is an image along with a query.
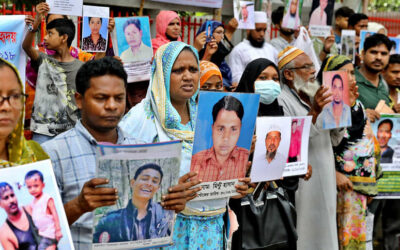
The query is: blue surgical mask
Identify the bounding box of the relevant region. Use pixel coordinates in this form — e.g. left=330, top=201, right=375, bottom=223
left=254, top=80, right=281, bottom=104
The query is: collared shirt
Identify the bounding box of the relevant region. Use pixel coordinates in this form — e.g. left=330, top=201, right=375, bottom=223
left=191, top=146, right=249, bottom=182
left=321, top=102, right=352, bottom=129
left=355, top=67, right=390, bottom=109
left=41, top=120, right=141, bottom=250
left=251, top=152, right=286, bottom=182
left=81, top=35, right=107, bottom=52
left=270, top=36, right=293, bottom=53
left=227, top=39, right=279, bottom=83
left=120, top=42, right=153, bottom=63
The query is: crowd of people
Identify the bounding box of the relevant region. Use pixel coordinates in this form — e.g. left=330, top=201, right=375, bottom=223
left=1, top=1, right=400, bottom=249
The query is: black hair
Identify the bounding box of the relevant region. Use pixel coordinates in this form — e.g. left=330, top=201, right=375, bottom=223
left=378, top=119, right=393, bottom=131
left=334, top=6, right=355, bottom=19
left=45, top=14, right=68, bottom=25
left=348, top=13, right=368, bottom=27
left=76, top=57, right=127, bottom=95
left=25, top=170, right=44, bottom=182
left=88, top=17, right=102, bottom=24
left=389, top=54, right=400, bottom=65
left=292, top=120, right=297, bottom=124
left=46, top=18, right=76, bottom=47
left=212, top=96, right=244, bottom=124
left=271, top=6, right=285, bottom=25
left=332, top=74, right=344, bottom=88
left=123, top=18, right=141, bottom=32
left=364, top=33, right=393, bottom=53
left=133, top=163, right=163, bottom=183
left=0, top=182, right=13, bottom=199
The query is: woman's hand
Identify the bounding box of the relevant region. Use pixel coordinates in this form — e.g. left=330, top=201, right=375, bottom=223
left=108, top=18, right=115, bottom=33
left=349, top=81, right=359, bottom=106
left=250, top=135, right=256, bottom=155
left=232, top=177, right=251, bottom=199
left=303, top=164, right=312, bottom=181
left=202, top=39, right=218, bottom=61
left=336, top=171, right=353, bottom=191
left=161, top=172, right=201, bottom=213
left=194, top=31, right=206, bottom=52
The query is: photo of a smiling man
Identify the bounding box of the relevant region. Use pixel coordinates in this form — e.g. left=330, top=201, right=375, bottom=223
left=94, top=163, right=172, bottom=243
left=191, top=92, right=259, bottom=183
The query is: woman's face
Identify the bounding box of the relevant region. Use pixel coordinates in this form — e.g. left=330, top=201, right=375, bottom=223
left=213, top=26, right=225, bottom=43
left=166, top=18, right=181, bottom=40
left=0, top=66, right=22, bottom=140
left=201, top=75, right=223, bottom=91
left=89, top=17, right=102, bottom=35
left=256, top=66, right=280, bottom=82
left=170, top=50, right=199, bottom=105
left=338, top=63, right=356, bottom=86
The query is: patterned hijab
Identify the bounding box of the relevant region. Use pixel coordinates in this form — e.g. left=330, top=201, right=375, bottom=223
left=148, top=41, right=199, bottom=150
left=0, top=58, right=46, bottom=167
left=316, top=55, right=353, bottom=84
left=199, top=60, right=222, bottom=87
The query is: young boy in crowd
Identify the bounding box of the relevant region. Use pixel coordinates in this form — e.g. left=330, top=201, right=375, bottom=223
left=25, top=170, right=62, bottom=250
left=23, top=4, right=84, bottom=144
left=333, top=7, right=355, bottom=45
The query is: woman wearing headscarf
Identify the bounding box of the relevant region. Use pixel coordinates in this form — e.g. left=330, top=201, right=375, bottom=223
left=317, top=55, right=382, bottom=250
left=0, top=58, right=48, bottom=167
left=196, top=20, right=235, bottom=90
left=151, top=10, right=182, bottom=55
left=120, top=41, right=249, bottom=249
left=199, top=60, right=224, bottom=91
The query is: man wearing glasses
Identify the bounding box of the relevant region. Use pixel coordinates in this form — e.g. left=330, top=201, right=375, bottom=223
left=277, top=46, right=339, bottom=250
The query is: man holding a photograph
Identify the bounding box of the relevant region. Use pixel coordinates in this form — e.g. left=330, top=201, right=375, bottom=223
left=0, top=183, right=38, bottom=249
left=321, top=74, right=351, bottom=129
left=191, top=95, right=249, bottom=182
left=120, top=19, right=153, bottom=62
left=93, top=164, right=172, bottom=242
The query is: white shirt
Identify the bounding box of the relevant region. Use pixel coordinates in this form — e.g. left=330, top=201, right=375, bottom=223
left=270, top=36, right=294, bottom=53
left=309, top=6, right=327, bottom=26
left=251, top=152, right=286, bottom=182
left=120, top=42, right=153, bottom=63
left=228, top=39, right=279, bottom=83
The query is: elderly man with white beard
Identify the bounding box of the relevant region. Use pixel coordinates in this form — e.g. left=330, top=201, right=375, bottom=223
left=277, top=46, right=342, bottom=250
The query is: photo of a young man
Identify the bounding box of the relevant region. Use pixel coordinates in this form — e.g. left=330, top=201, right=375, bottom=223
left=377, top=119, right=394, bottom=163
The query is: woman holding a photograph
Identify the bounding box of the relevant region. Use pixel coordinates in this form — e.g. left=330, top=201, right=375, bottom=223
left=317, top=55, right=382, bottom=250
left=120, top=41, right=249, bottom=249
left=82, top=17, right=107, bottom=51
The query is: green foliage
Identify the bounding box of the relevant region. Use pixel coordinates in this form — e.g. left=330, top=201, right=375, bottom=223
left=368, top=0, right=400, bottom=12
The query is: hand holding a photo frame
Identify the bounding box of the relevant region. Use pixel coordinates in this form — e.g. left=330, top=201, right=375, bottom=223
left=309, top=85, right=332, bottom=123
left=194, top=31, right=207, bottom=52
left=161, top=172, right=202, bottom=213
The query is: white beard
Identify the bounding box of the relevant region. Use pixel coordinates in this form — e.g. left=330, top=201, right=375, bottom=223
left=293, top=74, right=320, bottom=98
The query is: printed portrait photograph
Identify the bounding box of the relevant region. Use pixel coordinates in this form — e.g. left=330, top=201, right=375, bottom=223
left=322, top=71, right=351, bottom=129
left=250, top=116, right=291, bottom=182
left=282, top=0, right=303, bottom=30
left=0, top=160, right=73, bottom=250
left=372, top=116, right=400, bottom=166
left=389, top=37, right=400, bottom=54
left=234, top=0, right=255, bottom=30
left=288, top=118, right=305, bottom=163
left=81, top=16, right=109, bottom=52
left=191, top=92, right=259, bottom=183
left=309, top=0, right=335, bottom=26
left=93, top=157, right=180, bottom=246
left=359, top=30, right=376, bottom=54
left=340, top=31, right=355, bottom=62
left=114, top=17, right=153, bottom=63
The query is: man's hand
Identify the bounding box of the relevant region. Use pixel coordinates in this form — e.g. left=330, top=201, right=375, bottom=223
left=393, top=104, right=400, bottom=113
left=349, top=81, right=359, bottom=106
left=77, top=178, right=118, bottom=213
left=303, top=164, right=312, bottom=181
left=336, top=171, right=353, bottom=191
left=225, top=18, right=238, bottom=40
left=323, top=34, right=335, bottom=54
left=161, top=172, right=201, bottom=213
left=366, top=108, right=380, bottom=123
left=310, top=85, right=332, bottom=123
left=194, top=31, right=206, bottom=52
left=232, top=177, right=251, bottom=199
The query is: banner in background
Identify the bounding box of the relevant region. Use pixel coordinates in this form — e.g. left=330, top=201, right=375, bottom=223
left=151, top=0, right=223, bottom=8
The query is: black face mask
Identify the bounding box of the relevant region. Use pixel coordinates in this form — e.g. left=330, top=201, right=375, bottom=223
left=165, top=33, right=178, bottom=41
left=248, top=34, right=264, bottom=48
left=280, top=28, right=295, bottom=37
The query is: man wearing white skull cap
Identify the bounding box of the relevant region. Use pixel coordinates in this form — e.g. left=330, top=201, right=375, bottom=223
left=228, top=11, right=279, bottom=87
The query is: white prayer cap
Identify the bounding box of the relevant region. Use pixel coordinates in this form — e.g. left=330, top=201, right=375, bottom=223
left=266, top=124, right=281, bottom=137
left=254, top=11, right=267, bottom=24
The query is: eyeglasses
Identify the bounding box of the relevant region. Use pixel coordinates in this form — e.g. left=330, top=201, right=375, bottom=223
left=287, top=64, right=315, bottom=71
left=0, top=93, right=28, bottom=108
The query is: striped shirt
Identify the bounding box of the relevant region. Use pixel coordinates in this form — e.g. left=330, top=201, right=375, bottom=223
left=42, top=120, right=141, bottom=250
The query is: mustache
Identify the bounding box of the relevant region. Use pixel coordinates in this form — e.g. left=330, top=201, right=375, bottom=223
left=9, top=202, right=17, bottom=208
left=372, top=60, right=383, bottom=65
